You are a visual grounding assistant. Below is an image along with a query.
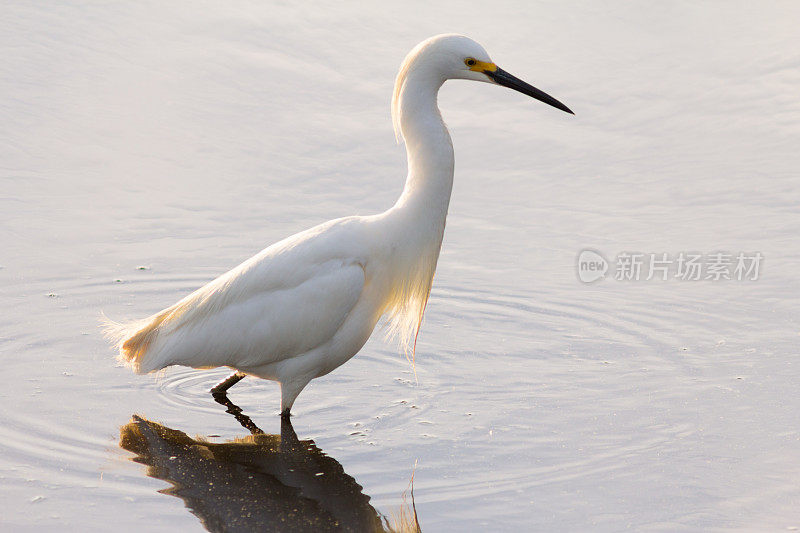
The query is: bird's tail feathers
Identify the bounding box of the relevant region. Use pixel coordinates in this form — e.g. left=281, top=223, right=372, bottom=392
left=101, top=312, right=168, bottom=374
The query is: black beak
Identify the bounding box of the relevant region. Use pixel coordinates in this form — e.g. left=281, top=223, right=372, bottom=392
left=485, top=67, right=574, bottom=115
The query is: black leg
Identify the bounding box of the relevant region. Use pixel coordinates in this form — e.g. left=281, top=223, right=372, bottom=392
left=210, top=371, right=246, bottom=395
left=279, top=416, right=300, bottom=453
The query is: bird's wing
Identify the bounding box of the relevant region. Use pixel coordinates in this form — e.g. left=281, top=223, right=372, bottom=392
left=119, top=218, right=368, bottom=373
left=151, top=258, right=366, bottom=371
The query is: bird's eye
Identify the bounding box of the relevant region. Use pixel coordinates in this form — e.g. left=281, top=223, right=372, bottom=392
left=465, top=58, right=477, bottom=67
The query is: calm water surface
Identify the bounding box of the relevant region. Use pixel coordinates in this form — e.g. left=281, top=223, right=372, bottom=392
left=1, top=2, right=799, bottom=531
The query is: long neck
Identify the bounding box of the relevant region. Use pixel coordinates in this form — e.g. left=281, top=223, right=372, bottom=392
left=379, top=58, right=454, bottom=354
left=394, top=69, right=454, bottom=222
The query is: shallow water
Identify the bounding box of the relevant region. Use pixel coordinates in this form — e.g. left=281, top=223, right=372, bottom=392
left=2, top=2, right=799, bottom=531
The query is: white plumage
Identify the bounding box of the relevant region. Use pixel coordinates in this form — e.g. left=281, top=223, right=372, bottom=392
left=104, top=34, right=572, bottom=417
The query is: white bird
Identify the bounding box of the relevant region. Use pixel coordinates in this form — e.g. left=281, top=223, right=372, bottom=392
left=104, top=34, right=572, bottom=418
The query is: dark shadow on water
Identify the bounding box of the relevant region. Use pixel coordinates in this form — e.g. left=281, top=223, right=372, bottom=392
left=119, top=394, right=420, bottom=533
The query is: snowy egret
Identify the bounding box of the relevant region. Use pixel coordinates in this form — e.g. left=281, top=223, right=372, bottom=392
left=104, top=34, right=573, bottom=417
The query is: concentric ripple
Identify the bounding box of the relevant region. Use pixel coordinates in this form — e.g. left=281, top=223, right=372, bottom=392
left=1, top=253, right=775, bottom=532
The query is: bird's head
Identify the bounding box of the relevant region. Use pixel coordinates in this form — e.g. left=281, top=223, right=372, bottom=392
left=393, top=34, right=573, bottom=139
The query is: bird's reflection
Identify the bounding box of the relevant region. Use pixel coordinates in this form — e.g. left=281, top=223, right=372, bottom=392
left=119, top=394, right=419, bottom=532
